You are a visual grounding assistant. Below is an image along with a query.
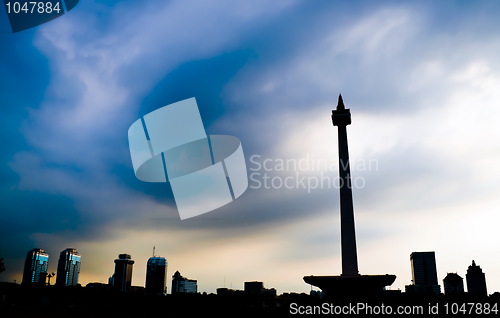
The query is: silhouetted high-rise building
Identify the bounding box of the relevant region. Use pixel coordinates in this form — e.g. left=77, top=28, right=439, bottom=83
left=171, top=270, right=197, bottom=294
left=443, top=273, right=464, bottom=295
left=145, top=256, right=167, bottom=296
left=405, top=251, right=441, bottom=295
left=466, top=260, right=487, bottom=297
left=22, top=248, right=49, bottom=285
left=113, top=254, right=134, bottom=293
left=55, top=248, right=81, bottom=287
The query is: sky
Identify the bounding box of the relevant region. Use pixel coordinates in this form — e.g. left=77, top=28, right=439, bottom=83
left=1, top=0, right=500, bottom=294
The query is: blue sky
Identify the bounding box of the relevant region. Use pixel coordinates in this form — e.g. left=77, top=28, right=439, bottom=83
left=2, top=0, right=500, bottom=294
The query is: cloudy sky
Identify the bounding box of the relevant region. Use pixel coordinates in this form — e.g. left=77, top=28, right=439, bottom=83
left=1, top=0, right=500, bottom=294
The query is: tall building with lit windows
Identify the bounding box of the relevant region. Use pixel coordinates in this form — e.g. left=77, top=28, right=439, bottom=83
left=22, top=248, right=49, bottom=285
left=55, top=248, right=81, bottom=287
left=145, top=257, right=168, bottom=296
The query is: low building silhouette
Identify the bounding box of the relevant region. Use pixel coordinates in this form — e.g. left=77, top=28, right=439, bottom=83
left=443, top=273, right=464, bottom=295
left=171, top=270, right=197, bottom=294
left=244, top=281, right=277, bottom=297
left=216, top=287, right=244, bottom=296
left=85, top=282, right=110, bottom=290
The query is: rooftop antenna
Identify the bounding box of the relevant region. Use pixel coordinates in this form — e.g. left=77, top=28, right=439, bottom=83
left=153, top=245, right=156, bottom=257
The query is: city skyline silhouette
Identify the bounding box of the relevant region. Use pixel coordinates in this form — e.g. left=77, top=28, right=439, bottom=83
left=1, top=244, right=498, bottom=316
left=3, top=96, right=498, bottom=302
left=1, top=85, right=499, bottom=296
left=5, top=245, right=495, bottom=297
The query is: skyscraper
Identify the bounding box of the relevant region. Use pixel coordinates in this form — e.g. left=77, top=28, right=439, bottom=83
left=405, top=251, right=441, bottom=295
left=55, top=248, right=81, bottom=287
left=466, top=260, right=487, bottom=297
left=145, top=256, right=167, bottom=296
left=171, top=271, right=197, bottom=294
left=113, top=254, right=134, bottom=293
left=22, top=248, right=49, bottom=285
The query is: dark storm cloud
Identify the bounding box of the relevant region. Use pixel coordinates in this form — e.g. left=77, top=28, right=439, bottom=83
left=1, top=0, right=310, bottom=267
left=0, top=28, right=57, bottom=274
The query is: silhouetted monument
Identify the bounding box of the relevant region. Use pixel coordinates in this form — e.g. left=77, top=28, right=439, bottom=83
left=303, top=95, right=396, bottom=297
left=466, top=260, right=487, bottom=297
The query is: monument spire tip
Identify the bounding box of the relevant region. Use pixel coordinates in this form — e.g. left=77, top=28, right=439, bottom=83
left=337, top=94, right=345, bottom=110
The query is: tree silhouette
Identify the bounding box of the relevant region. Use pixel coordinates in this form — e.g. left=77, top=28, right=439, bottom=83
left=0, top=257, right=5, bottom=274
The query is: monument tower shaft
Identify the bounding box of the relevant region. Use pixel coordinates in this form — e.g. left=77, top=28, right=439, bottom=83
left=332, top=95, right=359, bottom=277
left=302, top=95, right=395, bottom=296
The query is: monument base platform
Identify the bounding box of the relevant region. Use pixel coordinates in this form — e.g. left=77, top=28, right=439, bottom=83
left=303, top=274, right=396, bottom=298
